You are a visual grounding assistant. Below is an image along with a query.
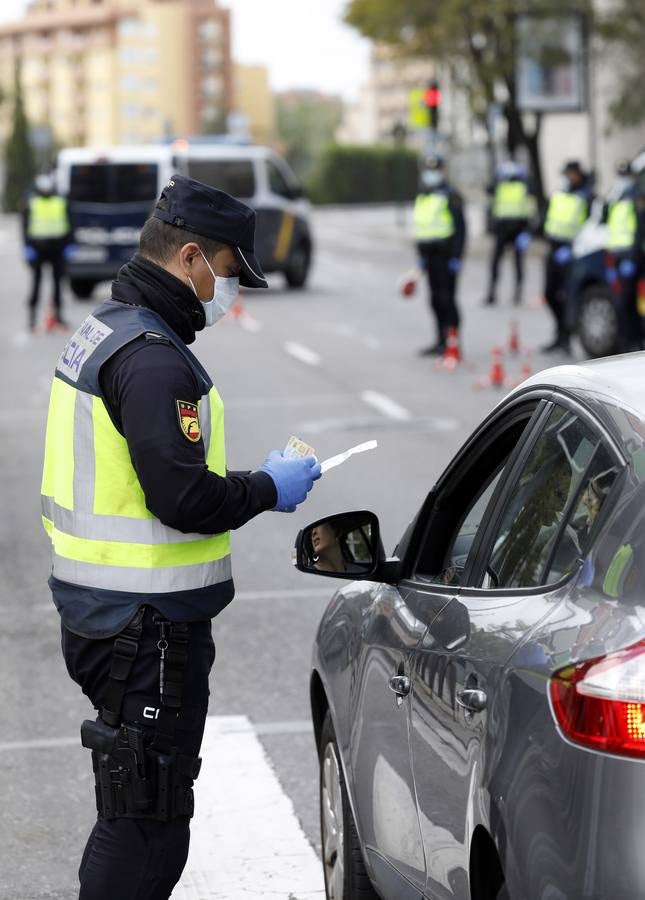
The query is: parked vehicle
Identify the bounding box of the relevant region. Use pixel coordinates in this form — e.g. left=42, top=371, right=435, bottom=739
left=56, top=142, right=313, bottom=299
left=296, top=354, right=645, bottom=900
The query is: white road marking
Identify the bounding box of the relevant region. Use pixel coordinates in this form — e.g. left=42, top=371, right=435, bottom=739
left=176, top=715, right=325, bottom=900
left=285, top=341, right=321, bottom=367
left=360, top=390, right=411, bottom=421
left=225, top=393, right=346, bottom=410
left=238, top=314, right=263, bottom=333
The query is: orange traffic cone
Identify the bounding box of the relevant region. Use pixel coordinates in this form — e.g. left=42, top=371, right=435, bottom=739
left=45, top=306, right=67, bottom=333
left=508, top=320, right=520, bottom=354
left=434, top=327, right=461, bottom=371
left=474, top=347, right=507, bottom=390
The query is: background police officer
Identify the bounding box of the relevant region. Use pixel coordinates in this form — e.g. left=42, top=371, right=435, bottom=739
left=23, top=172, right=70, bottom=332
left=41, top=174, right=321, bottom=899
left=484, top=159, right=535, bottom=306
left=604, top=159, right=644, bottom=350
left=413, top=154, right=466, bottom=356
left=541, top=160, right=592, bottom=353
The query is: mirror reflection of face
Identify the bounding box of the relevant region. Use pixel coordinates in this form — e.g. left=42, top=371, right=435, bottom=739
left=311, top=523, right=346, bottom=573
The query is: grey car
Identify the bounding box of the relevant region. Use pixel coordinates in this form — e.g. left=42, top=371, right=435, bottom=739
left=294, top=354, right=645, bottom=900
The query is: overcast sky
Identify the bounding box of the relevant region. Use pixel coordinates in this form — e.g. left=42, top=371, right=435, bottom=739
left=0, top=0, right=372, bottom=100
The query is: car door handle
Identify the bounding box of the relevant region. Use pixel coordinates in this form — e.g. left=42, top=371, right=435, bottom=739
left=388, top=674, right=411, bottom=697
left=456, top=688, right=487, bottom=713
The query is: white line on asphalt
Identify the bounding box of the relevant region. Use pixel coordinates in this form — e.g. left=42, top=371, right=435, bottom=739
left=175, top=715, right=325, bottom=900
left=225, top=393, right=347, bottom=410
left=284, top=341, right=321, bottom=367
left=361, top=390, right=411, bottom=421
left=238, top=314, right=263, bottom=333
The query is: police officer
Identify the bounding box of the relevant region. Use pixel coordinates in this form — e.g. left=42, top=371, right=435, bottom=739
left=40, top=175, right=321, bottom=899
left=23, top=172, right=71, bottom=332
left=604, top=159, right=644, bottom=350
left=541, top=160, right=592, bottom=352
left=484, top=160, right=535, bottom=306
left=413, top=155, right=466, bottom=356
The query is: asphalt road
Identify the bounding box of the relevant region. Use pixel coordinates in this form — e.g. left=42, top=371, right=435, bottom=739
left=0, top=205, right=571, bottom=899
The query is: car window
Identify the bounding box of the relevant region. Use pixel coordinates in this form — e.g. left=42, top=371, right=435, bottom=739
left=69, top=163, right=158, bottom=203
left=482, top=406, right=619, bottom=590
left=267, top=160, right=292, bottom=198
left=413, top=410, right=536, bottom=587
left=186, top=159, right=255, bottom=199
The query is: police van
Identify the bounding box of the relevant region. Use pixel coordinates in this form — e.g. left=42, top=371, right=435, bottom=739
left=571, top=149, right=645, bottom=357
left=56, top=142, right=313, bottom=298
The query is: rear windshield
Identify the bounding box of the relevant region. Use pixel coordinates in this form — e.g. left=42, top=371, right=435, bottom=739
left=186, top=159, right=255, bottom=199
left=69, top=163, right=158, bottom=204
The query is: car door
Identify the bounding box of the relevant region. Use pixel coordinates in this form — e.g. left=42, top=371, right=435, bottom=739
left=409, top=400, right=622, bottom=900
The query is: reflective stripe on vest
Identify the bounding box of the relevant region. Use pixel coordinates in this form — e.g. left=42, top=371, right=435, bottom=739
left=413, top=193, right=455, bottom=241
left=27, top=195, right=69, bottom=239
left=493, top=180, right=531, bottom=219
left=41, top=314, right=231, bottom=595
left=607, top=199, right=637, bottom=252
left=544, top=192, right=587, bottom=242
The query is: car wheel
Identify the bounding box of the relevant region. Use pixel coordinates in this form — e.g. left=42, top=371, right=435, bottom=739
left=70, top=278, right=96, bottom=300
left=495, top=885, right=510, bottom=900
left=577, top=284, right=620, bottom=358
left=320, top=711, right=378, bottom=900
left=284, top=240, right=310, bottom=289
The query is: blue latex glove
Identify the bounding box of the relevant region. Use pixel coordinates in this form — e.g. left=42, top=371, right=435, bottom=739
left=553, top=245, right=572, bottom=266
left=447, top=257, right=461, bottom=274
left=606, top=266, right=618, bottom=285
left=24, top=245, right=38, bottom=264
left=417, top=256, right=426, bottom=271
left=63, top=243, right=77, bottom=262
left=618, top=258, right=637, bottom=279
left=515, top=231, right=531, bottom=252
left=258, top=451, right=321, bottom=513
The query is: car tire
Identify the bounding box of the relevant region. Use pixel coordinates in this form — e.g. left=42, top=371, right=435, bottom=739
left=320, top=711, right=379, bottom=900
left=495, top=885, right=510, bottom=900
left=284, top=240, right=311, bottom=289
left=70, top=278, right=96, bottom=300
left=577, top=284, right=620, bottom=358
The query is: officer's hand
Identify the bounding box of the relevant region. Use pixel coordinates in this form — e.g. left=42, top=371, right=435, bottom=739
left=24, top=245, right=38, bottom=264
left=417, top=256, right=426, bottom=271
left=448, top=257, right=461, bottom=274
left=553, top=245, right=572, bottom=266
left=515, top=231, right=531, bottom=252
left=618, top=258, right=637, bottom=279
left=258, top=451, right=322, bottom=513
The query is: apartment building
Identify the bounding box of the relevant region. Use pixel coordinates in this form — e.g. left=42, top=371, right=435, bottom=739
left=0, top=0, right=232, bottom=147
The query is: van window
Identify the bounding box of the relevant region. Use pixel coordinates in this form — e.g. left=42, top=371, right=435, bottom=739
left=186, top=159, right=255, bottom=199
left=69, top=163, right=158, bottom=203
left=267, top=161, right=292, bottom=198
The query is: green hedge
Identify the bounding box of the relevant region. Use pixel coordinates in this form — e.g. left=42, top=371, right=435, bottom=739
left=307, top=144, right=419, bottom=204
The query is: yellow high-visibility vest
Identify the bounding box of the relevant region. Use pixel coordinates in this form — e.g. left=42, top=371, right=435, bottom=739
left=606, top=199, right=637, bottom=252
left=544, top=192, right=587, bottom=242
left=27, top=195, right=69, bottom=240
left=414, top=193, right=455, bottom=241
left=493, top=180, right=531, bottom=220
left=41, top=302, right=231, bottom=596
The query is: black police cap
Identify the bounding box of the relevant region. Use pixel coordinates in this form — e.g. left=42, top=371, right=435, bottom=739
left=153, top=174, right=268, bottom=289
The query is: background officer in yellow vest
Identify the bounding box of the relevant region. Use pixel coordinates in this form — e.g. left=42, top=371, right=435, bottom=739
left=484, top=159, right=535, bottom=306
left=22, top=172, right=71, bottom=333
left=603, top=159, right=644, bottom=350
left=41, top=174, right=321, bottom=899
left=413, top=154, right=466, bottom=356
left=541, top=160, right=592, bottom=353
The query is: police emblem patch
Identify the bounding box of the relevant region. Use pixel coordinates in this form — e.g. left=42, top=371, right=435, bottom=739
left=176, top=401, right=201, bottom=443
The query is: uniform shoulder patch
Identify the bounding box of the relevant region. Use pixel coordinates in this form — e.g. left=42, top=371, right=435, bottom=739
left=176, top=400, right=201, bottom=443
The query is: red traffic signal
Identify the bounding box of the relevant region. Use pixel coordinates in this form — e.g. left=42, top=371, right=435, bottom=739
left=423, top=84, right=441, bottom=108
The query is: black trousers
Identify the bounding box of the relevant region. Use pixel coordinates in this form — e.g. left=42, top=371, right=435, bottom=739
left=27, top=242, right=65, bottom=325
left=488, top=222, right=526, bottom=300
left=418, top=243, right=460, bottom=341
left=62, top=608, right=216, bottom=900
left=544, top=247, right=571, bottom=339
left=613, top=255, right=642, bottom=349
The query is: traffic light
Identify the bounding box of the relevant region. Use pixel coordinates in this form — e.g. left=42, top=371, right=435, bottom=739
left=424, top=81, right=441, bottom=130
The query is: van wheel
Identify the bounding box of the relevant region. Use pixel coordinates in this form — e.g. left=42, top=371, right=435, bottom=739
left=577, top=284, right=620, bottom=358
left=284, top=241, right=310, bottom=289
left=320, top=712, right=378, bottom=899
left=70, top=279, right=96, bottom=300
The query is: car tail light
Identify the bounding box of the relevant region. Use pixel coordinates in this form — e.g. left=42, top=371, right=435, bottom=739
left=550, top=640, right=645, bottom=759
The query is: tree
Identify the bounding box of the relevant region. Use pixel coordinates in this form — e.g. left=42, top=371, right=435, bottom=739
left=3, top=62, right=35, bottom=213
left=275, top=91, right=343, bottom=184
left=599, top=0, right=645, bottom=129
left=345, top=0, right=594, bottom=208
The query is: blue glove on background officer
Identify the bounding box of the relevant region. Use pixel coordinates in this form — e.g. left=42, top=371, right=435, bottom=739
left=618, top=258, right=637, bottom=279
left=259, top=451, right=322, bottom=512
left=515, top=231, right=531, bottom=253
left=24, top=245, right=38, bottom=264
left=553, top=245, right=572, bottom=266
left=448, top=258, right=461, bottom=274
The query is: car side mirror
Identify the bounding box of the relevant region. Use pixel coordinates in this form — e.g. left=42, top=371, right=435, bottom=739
left=293, top=511, right=384, bottom=580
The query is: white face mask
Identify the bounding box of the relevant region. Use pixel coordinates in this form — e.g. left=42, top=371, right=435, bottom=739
left=421, top=169, right=443, bottom=189
left=187, top=250, right=240, bottom=327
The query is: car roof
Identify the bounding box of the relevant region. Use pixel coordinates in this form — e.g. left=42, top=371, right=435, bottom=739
left=507, top=351, right=645, bottom=418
